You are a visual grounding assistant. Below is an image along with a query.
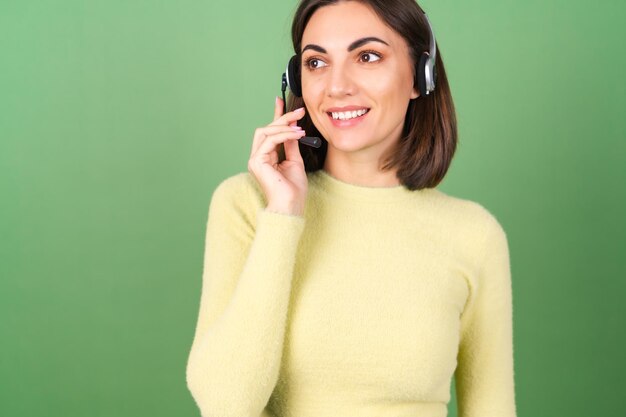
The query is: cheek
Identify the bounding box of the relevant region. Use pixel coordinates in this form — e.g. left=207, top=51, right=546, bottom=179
left=302, top=77, right=324, bottom=102
left=362, top=65, right=414, bottom=105
left=302, top=96, right=326, bottom=136
left=302, top=79, right=328, bottom=126
left=369, top=78, right=411, bottom=110
left=385, top=58, right=417, bottom=101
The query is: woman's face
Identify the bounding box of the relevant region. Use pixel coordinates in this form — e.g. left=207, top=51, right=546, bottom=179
left=301, top=1, right=418, bottom=162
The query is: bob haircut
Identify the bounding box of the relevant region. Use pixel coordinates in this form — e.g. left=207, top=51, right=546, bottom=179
left=287, top=0, right=458, bottom=190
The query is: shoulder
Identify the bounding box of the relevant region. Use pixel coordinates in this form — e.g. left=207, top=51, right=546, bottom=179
left=208, top=172, right=265, bottom=221
left=428, top=188, right=508, bottom=251
left=212, top=172, right=263, bottom=203
left=427, top=189, right=503, bottom=226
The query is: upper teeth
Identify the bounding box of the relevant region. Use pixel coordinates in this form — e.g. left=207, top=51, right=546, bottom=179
left=331, top=109, right=368, bottom=120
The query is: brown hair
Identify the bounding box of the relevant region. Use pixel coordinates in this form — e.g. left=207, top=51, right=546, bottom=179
left=287, top=0, right=457, bottom=190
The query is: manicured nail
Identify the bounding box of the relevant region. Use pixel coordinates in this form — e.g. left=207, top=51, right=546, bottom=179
left=275, top=96, right=280, bottom=105
left=294, top=107, right=305, bottom=112
left=291, top=125, right=303, bottom=130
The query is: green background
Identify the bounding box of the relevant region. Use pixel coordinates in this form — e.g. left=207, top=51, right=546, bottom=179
left=1, top=0, right=624, bottom=416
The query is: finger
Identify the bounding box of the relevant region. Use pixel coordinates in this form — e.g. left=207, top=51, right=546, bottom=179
left=249, top=149, right=281, bottom=181
left=273, top=96, right=284, bottom=122
left=251, top=125, right=304, bottom=156
left=253, top=130, right=306, bottom=160
left=283, top=135, right=304, bottom=164
left=269, top=106, right=306, bottom=127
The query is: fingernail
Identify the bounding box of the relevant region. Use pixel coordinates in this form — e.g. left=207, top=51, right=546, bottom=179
left=275, top=96, right=280, bottom=105
left=291, top=125, right=303, bottom=130
left=294, top=107, right=305, bottom=112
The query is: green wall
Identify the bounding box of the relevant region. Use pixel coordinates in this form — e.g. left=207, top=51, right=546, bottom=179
left=1, top=1, right=624, bottom=416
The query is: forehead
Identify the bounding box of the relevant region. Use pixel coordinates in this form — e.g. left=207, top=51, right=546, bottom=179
left=301, top=1, right=404, bottom=50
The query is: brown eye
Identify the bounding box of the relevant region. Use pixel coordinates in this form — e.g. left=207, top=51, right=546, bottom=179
left=360, top=52, right=381, bottom=63
left=306, top=58, right=327, bottom=69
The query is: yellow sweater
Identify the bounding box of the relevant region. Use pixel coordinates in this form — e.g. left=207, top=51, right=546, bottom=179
left=186, top=170, right=516, bottom=417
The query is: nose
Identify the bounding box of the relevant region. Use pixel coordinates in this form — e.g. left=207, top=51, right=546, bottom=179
left=325, top=62, right=356, bottom=98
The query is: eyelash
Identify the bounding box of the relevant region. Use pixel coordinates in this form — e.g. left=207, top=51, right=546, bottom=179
left=303, top=50, right=383, bottom=69
left=359, top=50, right=382, bottom=63
left=303, top=57, right=324, bottom=70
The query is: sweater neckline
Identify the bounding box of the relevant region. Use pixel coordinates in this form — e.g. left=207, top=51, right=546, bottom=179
left=311, top=169, right=430, bottom=202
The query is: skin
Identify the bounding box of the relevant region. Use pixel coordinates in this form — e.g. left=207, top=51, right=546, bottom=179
left=248, top=0, right=418, bottom=216
left=248, top=101, right=308, bottom=216
left=301, top=1, right=419, bottom=186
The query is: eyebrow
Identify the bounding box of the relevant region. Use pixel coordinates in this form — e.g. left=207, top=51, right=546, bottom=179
left=301, top=36, right=389, bottom=54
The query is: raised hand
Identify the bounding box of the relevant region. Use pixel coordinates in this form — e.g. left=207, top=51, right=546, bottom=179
left=248, top=97, right=308, bottom=216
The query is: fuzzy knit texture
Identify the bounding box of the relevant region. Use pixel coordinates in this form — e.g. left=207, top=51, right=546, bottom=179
left=186, top=169, right=516, bottom=417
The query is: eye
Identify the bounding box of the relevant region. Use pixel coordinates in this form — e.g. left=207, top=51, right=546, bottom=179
left=304, top=57, right=328, bottom=69
left=359, top=51, right=381, bottom=63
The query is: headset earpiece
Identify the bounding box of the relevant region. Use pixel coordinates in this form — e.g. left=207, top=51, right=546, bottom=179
left=285, top=55, right=302, bottom=97
left=417, top=53, right=429, bottom=98
left=416, top=13, right=437, bottom=97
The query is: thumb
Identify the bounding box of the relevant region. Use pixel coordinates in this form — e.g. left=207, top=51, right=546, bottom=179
left=273, top=96, right=284, bottom=121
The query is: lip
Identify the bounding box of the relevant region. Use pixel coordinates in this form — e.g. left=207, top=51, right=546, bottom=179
left=326, top=105, right=370, bottom=112
left=325, top=105, right=371, bottom=128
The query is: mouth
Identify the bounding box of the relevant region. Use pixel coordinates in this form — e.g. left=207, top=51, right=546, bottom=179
left=327, top=108, right=370, bottom=121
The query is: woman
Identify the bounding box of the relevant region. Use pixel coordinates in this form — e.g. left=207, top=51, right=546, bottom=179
left=186, top=1, right=517, bottom=416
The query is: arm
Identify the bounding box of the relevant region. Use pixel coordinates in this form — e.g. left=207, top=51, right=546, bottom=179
left=186, top=175, right=305, bottom=417
left=455, top=217, right=517, bottom=417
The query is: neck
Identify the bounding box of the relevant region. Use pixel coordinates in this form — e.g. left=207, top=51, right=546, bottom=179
left=323, top=152, right=400, bottom=187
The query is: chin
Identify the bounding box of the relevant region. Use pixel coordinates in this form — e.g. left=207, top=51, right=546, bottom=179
left=325, top=134, right=374, bottom=153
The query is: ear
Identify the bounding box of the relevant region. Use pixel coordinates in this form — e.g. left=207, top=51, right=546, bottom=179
left=410, top=87, right=419, bottom=99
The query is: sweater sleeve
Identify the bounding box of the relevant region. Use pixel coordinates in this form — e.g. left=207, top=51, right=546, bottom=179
left=455, top=216, right=517, bottom=417
left=186, top=175, right=305, bottom=417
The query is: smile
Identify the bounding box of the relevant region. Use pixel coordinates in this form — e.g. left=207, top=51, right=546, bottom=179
left=329, top=108, right=370, bottom=121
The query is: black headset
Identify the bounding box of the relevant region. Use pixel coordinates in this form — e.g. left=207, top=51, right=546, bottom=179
left=281, top=11, right=437, bottom=101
